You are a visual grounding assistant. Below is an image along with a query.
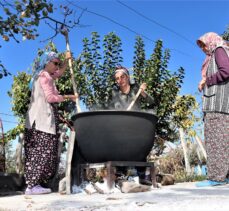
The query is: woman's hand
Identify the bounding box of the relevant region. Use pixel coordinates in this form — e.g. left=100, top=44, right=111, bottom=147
left=58, top=51, right=72, bottom=74
left=140, top=83, right=147, bottom=97
left=64, top=94, right=79, bottom=102
left=65, top=51, right=72, bottom=61
left=198, top=79, right=206, bottom=92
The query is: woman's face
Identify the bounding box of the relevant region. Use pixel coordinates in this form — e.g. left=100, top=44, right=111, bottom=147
left=198, top=41, right=209, bottom=55
left=115, top=71, right=129, bottom=88
left=45, top=59, right=61, bottom=74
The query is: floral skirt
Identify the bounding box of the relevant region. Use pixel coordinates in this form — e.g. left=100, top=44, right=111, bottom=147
left=205, top=112, right=229, bottom=181
left=24, top=106, right=59, bottom=188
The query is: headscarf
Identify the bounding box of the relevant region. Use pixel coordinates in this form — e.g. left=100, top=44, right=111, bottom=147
left=29, top=51, right=59, bottom=89
left=114, top=66, right=129, bottom=76
left=197, top=32, right=229, bottom=80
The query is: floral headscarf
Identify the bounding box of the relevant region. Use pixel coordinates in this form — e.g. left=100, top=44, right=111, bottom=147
left=29, top=51, right=59, bottom=89
left=197, top=32, right=229, bottom=80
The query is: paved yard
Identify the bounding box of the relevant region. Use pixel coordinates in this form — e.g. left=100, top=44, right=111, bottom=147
left=0, top=182, right=229, bottom=211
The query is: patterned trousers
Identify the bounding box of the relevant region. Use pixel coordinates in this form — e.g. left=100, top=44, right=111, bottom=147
left=24, top=105, right=59, bottom=188
left=205, top=112, right=229, bottom=181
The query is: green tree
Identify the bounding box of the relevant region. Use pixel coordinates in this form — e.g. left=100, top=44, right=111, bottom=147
left=132, top=39, right=198, bottom=155
left=0, top=2, right=81, bottom=79
left=222, top=26, right=229, bottom=41
left=133, top=36, right=146, bottom=84
left=80, top=33, right=101, bottom=109
left=0, top=0, right=54, bottom=79
left=5, top=141, right=16, bottom=173
left=172, top=95, right=199, bottom=132
left=6, top=71, right=31, bottom=141
left=0, top=0, right=54, bottom=43
left=80, top=32, right=123, bottom=109
left=78, top=33, right=197, bottom=155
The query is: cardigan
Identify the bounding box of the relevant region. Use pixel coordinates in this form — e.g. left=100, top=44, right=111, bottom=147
left=25, top=70, right=64, bottom=134
left=202, top=46, right=229, bottom=114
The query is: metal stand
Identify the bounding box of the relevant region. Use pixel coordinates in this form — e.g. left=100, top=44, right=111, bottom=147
left=79, top=161, right=157, bottom=189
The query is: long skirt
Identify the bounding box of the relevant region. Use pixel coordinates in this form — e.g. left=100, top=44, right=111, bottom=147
left=205, top=112, right=229, bottom=181
left=24, top=106, right=59, bottom=188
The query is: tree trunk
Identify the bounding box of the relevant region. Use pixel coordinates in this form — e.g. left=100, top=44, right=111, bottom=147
left=179, top=128, right=191, bottom=175
left=0, top=119, right=5, bottom=172
left=0, top=142, right=5, bottom=172
left=196, top=148, right=203, bottom=175
left=59, top=130, right=76, bottom=194
left=195, top=135, right=207, bottom=160
left=65, top=130, right=76, bottom=194
left=15, top=133, right=24, bottom=174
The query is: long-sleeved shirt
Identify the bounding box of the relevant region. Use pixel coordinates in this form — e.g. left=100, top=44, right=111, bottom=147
left=206, top=47, right=229, bottom=86
left=110, top=84, right=154, bottom=110
left=39, top=70, right=64, bottom=103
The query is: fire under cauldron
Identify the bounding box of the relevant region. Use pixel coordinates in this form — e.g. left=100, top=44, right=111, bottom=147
left=70, top=110, right=158, bottom=185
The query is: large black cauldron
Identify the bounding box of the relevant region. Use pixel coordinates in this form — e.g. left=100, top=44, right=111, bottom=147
left=71, top=110, right=157, bottom=163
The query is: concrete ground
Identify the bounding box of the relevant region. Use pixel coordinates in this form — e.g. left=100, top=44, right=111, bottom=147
left=0, top=182, right=229, bottom=211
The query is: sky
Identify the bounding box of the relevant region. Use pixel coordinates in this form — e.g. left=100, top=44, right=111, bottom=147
left=0, top=0, right=229, bottom=134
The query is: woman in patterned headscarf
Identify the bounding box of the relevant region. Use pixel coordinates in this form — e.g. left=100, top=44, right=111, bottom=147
left=196, top=32, right=229, bottom=187
left=24, top=51, right=78, bottom=195
left=110, top=66, right=154, bottom=110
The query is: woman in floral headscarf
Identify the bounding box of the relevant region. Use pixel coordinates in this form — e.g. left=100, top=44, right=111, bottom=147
left=196, top=32, right=229, bottom=187
left=24, top=51, right=78, bottom=195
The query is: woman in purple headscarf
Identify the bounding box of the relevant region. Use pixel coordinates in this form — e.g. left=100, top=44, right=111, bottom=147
left=196, top=32, right=229, bottom=187
left=24, top=51, right=78, bottom=195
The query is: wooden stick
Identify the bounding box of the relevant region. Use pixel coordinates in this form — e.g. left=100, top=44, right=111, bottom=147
left=62, top=30, right=81, bottom=113
left=126, top=88, right=142, bottom=111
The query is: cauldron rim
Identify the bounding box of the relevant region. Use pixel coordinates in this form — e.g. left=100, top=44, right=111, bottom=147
left=71, top=110, right=158, bottom=121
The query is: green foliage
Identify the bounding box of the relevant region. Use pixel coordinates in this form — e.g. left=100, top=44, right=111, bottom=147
left=79, top=32, right=123, bottom=109
left=174, top=169, right=206, bottom=183
left=56, top=54, right=83, bottom=117
left=0, top=61, right=11, bottom=79
left=158, top=147, right=206, bottom=183
left=133, top=36, right=146, bottom=84
left=0, top=0, right=54, bottom=43
left=132, top=39, right=198, bottom=154
left=8, top=72, right=31, bottom=120
left=5, top=141, right=17, bottom=173
left=172, top=95, right=200, bottom=129
left=0, top=0, right=54, bottom=78
left=6, top=72, right=31, bottom=141
left=222, top=26, right=229, bottom=41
